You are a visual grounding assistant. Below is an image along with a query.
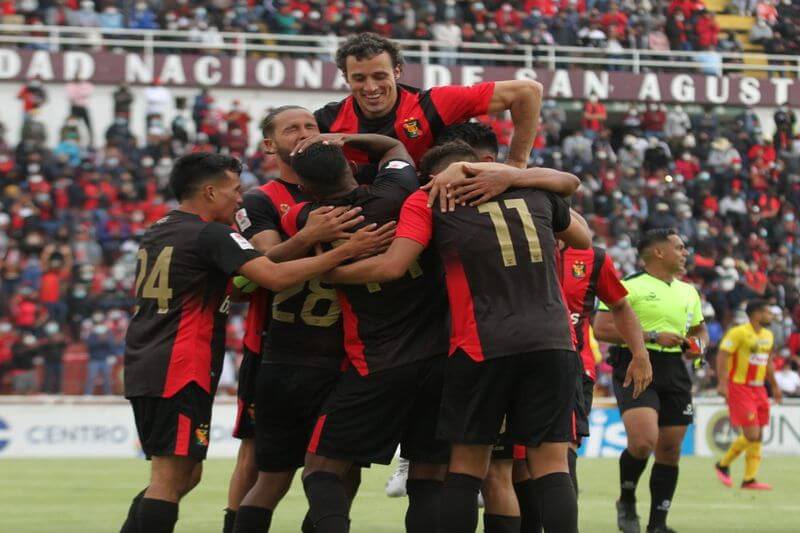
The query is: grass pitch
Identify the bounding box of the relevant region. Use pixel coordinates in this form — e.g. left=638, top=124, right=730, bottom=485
left=1, top=456, right=797, bottom=532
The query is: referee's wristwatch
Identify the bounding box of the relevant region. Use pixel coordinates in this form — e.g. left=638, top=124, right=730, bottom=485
left=645, top=330, right=659, bottom=344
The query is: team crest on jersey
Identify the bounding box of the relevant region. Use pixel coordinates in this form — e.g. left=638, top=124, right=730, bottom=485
left=280, top=203, right=291, bottom=215
left=195, top=424, right=209, bottom=447
left=572, top=260, right=586, bottom=279
left=402, top=118, right=422, bottom=138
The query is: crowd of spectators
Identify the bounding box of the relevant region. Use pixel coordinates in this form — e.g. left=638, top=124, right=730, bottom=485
left=4, top=0, right=800, bottom=65
left=4, top=75, right=800, bottom=396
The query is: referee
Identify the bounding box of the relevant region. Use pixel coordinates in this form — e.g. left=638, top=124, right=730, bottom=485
left=594, top=228, right=709, bottom=533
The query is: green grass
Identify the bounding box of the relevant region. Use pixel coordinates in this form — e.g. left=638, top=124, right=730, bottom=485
left=1, top=456, right=797, bottom=532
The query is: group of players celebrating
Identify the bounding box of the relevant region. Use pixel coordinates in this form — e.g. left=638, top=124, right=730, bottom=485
left=118, top=32, right=778, bottom=533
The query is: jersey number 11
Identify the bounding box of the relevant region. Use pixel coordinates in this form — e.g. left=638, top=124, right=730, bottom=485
left=478, top=199, right=543, bottom=267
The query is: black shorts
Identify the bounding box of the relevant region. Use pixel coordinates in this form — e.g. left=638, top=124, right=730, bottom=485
left=309, top=356, right=450, bottom=466
left=255, top=363, right=340, bottom=472
left=440, top=349, right=578, bottom=448
left=233, top=347, right=260, bottom=440
left=573, top=366, right=595, bottom=444
left=610, top=347, right=693, bottom=427
left=130, top=383, right=212, bottom=461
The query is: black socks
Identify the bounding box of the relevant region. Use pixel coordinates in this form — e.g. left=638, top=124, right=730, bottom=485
left=619, top=449, right=649, bottom=504
left=567, top=448, right=579, bottom=497
left=232, top=505, right=273, bottom=533
left=303, top=472, right=350, bottom=533
left=405, top=479, right=443, bottom=533
left=119, top=489, right=146, bottom=533
left=533, top=473, right=577, bottom=533
left=442, top=473, right=483, bottom=533
left=648, top=463, right=679, bottom=529
left=483, top=513, right=521, bottom=533
left=513, top=479, right=541, bottom=533
left=138, top=498, right=178, bottom=533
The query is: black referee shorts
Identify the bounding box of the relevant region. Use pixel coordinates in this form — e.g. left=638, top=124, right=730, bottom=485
left=439, top=349, right=578, bottom=449
left=233, top=346, right=260, bottom=440
left=610, top=346, right=694, bottom=427
left=130, top=383, right=212, bottom=461
left=308, top=356, right=450, bottom=466
left=254, top=363, right=341, bottom=472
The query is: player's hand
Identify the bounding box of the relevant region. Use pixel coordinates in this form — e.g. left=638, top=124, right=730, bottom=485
left=302, top=206, right=364, bottom=243
left=717, top=381, right=728, bottom=399
left=291, top=133, right=348, bottom=156
left=655, top=332, right=686, bottom=348
left=773, top=388, right=783, bottom=405
left=342, top=221, right=396, bottom=258
left=421, top=163, right=469, bottom=212
left=624, top=352, right=653, bottom=399
left=449, top=164, right=517, bottom=207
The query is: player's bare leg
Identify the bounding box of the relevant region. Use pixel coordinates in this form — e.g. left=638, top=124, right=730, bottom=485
left=121, top=456, right=200, bottom=533
left=617, top=407, right=658, bottom=533
left=302, top=453, right=354, bottom=533
left=525, top=442, right=576, bottom=533
left=646, top=425, right=687, bottom=533
left=225, top=438, right=258, bottom=531
left=233, top=470, right=294, bottom=533
left=441, top=444, right=492, bottom=533
left=404, top=462, right=447, bottom=533
left=481, top=459, right=521, bottom=533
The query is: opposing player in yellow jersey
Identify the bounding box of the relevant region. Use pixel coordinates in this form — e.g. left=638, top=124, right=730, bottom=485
left=714, top=299, right=783, bottom=490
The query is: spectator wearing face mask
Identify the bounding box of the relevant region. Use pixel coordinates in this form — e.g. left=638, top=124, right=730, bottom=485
left=11, top=333, right=38, bottom=394
left=84, top=312, right=115, bottom=395
left=65, top=79, right=95, bottom=146
left=41, top=321, right=67, bottom=393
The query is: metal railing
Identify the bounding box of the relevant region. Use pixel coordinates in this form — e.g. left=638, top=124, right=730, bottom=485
left=2, top=23, right=800, bottom=77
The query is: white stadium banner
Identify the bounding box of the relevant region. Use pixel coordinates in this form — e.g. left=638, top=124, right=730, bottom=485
left=0, top=397, right=238, bottom=458
left=0, top=397, right=798, bottom=459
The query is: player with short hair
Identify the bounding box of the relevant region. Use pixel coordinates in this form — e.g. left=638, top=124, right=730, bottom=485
left=119, top=152, right=393, bottom=533
left=228, top=106, right=369, bottom=533
left=326, top=141, right=590, bottom=533
left=714, top=299, right=782, bottom=490
left=594, top=228, right=709, bottom=533
left=315, top=32, right=542, bottom=176
left=283, top=133, right=451, bottom=533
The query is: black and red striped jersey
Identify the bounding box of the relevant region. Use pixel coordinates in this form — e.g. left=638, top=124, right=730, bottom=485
left=396, top=188, right=574, bottom=361
left=235, top=180, right=344, bottom=369
left=314, top=83, right=495, bottom=172
left=282, top=160, right=449, bottom=375
left=124, top=210, right=261, bottom=398
left=558, top=246, right=628, bottom=380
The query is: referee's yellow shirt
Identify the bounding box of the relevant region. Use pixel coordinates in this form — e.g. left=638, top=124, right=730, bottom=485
left=598, top=271, right=703, bottom=353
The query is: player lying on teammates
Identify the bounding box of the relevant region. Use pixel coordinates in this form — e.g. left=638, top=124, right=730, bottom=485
left=119, top=153, right=394, bottom=533
left=315, top=32, right=543, bottom=176
left=715, top=298, right=782, bottom=490
left=307, top=139, right=589, bottom=533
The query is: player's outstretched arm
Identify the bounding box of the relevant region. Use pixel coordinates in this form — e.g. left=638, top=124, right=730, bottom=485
left=556, top=215, right=591, bottom=250
left=607, top=298, right=652, bottom=398
left=239, top=222, right=395, bottom=291
left=488, top=80, right=543, bottom=168
left=326, top=238, right=425, bottom=284
left=423, top=162, right=580, bottom=212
